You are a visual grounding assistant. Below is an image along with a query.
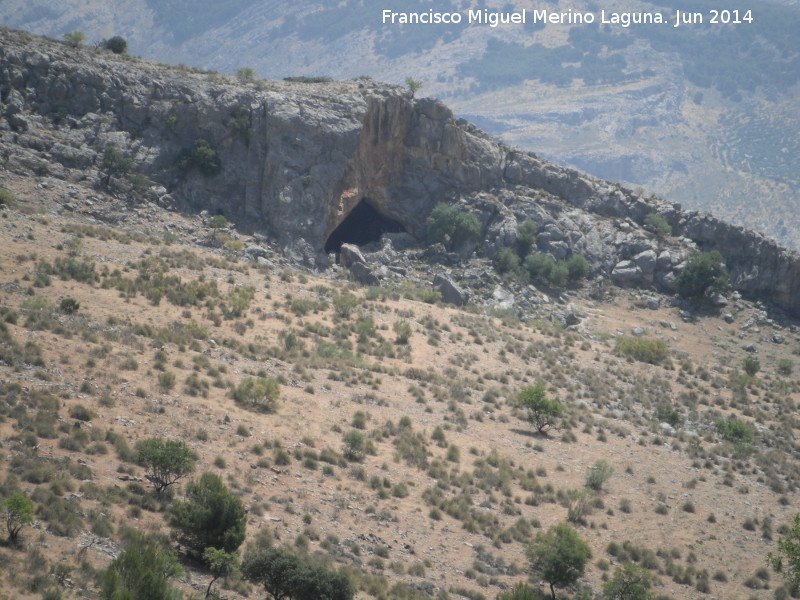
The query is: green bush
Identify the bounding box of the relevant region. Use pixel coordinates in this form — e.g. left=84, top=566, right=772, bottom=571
left=677, top=250, right=728, bottom=298
left=743, top=356, right=760, bottom=376
left=168, top=472, right=246, bottom=556
left=101, top=532, right=182, bottom=600
left=231, top=377, right=280, bottom=412
left=0, top=188, right=15, bottom=206
left=2, top=490, right=34, bottom=546
left=566, top=254, right=589, bottom=281
left=69, top=404, right=97, bottom=421
left=207, top=215, right=229, bottom=229
left=242, top=546, right=353, bottom=600
left=778, top=359, right=793, bottom=376
left=63, top=30, right=84, bottom=48
left=102, top=144, right=134, bottom=177
left=644, top=213, right=672, bottom=236
left=342, top=430, right=366, bottom=462
left=515, top=220, right=537, bottom=257
left=615, top=336, right=668, bottom=364
left=59, top=298, right=80, bottom=314
left=715, top=418, right=754, bottom=444
left=102, top=36, right=128, bottom=54
left=393, top=320, right=412, bottom=344
left=426, top=203, right=480, bottom=250
left=178, top=139, right=221, bottom=176
left=236, top=66, right=256, bottom=81
left=494, top=247, right=521, bottom=276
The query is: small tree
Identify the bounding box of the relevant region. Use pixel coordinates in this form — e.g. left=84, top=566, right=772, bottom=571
left=517, top=382, right=563, bottom=434
left=3, top=491, right=33, bottom=547
left=103, top=36, right=128, bottom=54
left=101, top=144, right=134, bottom=183
left=585, top=459, right=615, bottom=491
left=168, top=472, right=246, bottom=557
left=603, top=562, right=653, bottom=600
left=137, top=438, right=195, bottom=494
left=677, top=250, right=728, bottom=298
left=770, top=514, right=800, bottom=590
left=527, top=522, right=591, bottom=600
left=101, top=532, right=182, bottom=600
left=404, top=76, right=423, bottom=98
left=231, top=377, right=280, bottom=412
left=203, top=547, right=238, bottom=598
left=63, top=30, right=85, bottom=48
left=59, top=297, right=80, bottom=314
left=426, top=203, right=480, bottom=251
left=237, top=67, right=256, bottom=81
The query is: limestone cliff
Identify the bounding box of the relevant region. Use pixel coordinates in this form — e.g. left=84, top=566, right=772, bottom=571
left=1, top=27, right=799, bottom=317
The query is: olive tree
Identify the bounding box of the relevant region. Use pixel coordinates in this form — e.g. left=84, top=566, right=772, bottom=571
left=101, top=532, right=183, bottom=600
left=770, top=514, right=800, bottom=589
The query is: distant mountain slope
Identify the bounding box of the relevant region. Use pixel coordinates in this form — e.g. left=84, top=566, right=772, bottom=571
left=2, top=0, right=799, bottom=248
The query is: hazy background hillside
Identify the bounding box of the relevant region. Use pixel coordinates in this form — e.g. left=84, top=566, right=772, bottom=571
left=3, top=0, right=799, bottom=248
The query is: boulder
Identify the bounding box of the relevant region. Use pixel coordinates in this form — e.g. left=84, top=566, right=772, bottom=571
left=349, top=262, right=380, bottom=286
left=433, top=274, right=468, bottom=306
left=339, top=243, right=366, bottom=268
left=611, top=260, right=642, bottom=287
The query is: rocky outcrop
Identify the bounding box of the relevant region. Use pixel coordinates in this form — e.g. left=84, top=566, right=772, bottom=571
left=1, top=28, right=800, bottom=318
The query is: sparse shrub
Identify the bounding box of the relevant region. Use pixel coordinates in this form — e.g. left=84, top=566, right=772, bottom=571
left=393, top=320, right=412, bottom=344
left=677, top=250, right=728, bottom=298
left=69, top=404, right=97, bottom=422
left=615, top=336, right=668, bottom=364
left=585, top=459, right=614, bottom=491
left=157, top=371, right=176, bottom=392
left=231, top=377, right=280, bottom=413
left=63, top=30, right=84, bottom=47
left=778, top=359, right=793, bottom=376
left=332, top=294, right=359, bottom=318
left=207, top=215, right=229, bottom=229
left=59, top=297, right=80, bottom=314
left=566, top=254, right=590, bottom=282
left=0, top=188, right=15, bottom=206
left=343, top=430, right=366, bottom=462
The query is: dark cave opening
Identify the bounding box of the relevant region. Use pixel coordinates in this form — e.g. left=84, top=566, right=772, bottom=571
left=324, top=199, right=405, bottom=254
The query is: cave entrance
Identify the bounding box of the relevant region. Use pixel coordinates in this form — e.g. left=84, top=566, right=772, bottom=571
left=324, top=199, right=405, bottom=254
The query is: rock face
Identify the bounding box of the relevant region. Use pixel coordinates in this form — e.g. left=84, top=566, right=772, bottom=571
left=2, top=28, right=800, bottom=317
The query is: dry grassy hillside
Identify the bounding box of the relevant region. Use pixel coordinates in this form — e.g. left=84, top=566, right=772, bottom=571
left=2, top=183, right=800, bottom=600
